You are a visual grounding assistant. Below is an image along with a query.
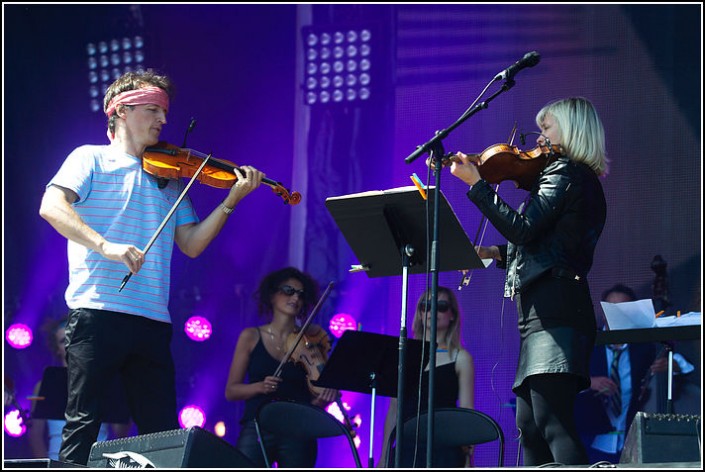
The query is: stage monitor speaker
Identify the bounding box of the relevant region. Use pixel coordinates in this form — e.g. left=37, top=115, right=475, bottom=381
left=3, top=459, right=82, bottom=468
left=87, top=426, right=254, bottom=468
left=620, top=412, right=701, bottom=464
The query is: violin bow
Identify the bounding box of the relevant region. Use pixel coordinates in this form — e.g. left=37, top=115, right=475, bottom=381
left=273, top=281, right=335, bottom=378
left=458, top=123, right=516, bottom=290
left=118, top=153, right=213, bottom=292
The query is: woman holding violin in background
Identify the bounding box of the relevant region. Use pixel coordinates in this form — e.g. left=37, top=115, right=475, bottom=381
left=39, top=69, right=264, bottom=466
left=225, top=267, right=338, bottom=467
left=447, top=97, right=608, bottom=466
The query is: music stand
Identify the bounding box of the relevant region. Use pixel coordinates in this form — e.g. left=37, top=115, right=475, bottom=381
left=313, top=330, right=429, bottom=467
left=32, top=367, right=131, bottom=423
left=326, top=186, right=483, bottom=467
left=596, top=325, right=700, bottom=414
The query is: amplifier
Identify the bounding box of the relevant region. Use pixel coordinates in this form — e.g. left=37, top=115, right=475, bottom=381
left=620, top=412, right=701, bottom=464
left=87, top=426, right=254, bottom=468
left=3, top=459, right=82, bottom=468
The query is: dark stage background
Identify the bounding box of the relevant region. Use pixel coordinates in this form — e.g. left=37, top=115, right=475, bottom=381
left=3, top=4, right=701, bottom=467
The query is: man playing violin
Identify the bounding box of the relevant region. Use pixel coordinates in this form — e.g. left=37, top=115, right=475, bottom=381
left=225, top=267, right=339, bottom=467
left=448, top=97, right=608, bottom=466
left=39, top=69, right=264, bottom=466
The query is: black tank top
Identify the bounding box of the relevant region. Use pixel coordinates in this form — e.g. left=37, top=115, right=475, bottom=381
left=402, top=355, right=459, bottom=420
left=241, top=329, right=313, bottom=423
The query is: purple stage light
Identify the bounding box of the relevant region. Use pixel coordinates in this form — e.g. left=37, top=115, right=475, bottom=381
left=184, top=316, right=212, bottom=342
left=329, top=313, right=357, bottom=339
left=326, top=397, right=361, bottom=448
left=5, top=323, right=33, bottom=349
left=4, top=410, right=26, bottom=437
left=179, top=405, right=206, bottom=429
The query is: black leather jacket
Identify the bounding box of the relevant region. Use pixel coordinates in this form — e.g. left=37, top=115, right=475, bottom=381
left=467, top=156, right=606, bottom=297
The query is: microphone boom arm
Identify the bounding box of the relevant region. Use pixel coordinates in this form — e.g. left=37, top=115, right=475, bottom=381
left=404, top=80, right=514, bottom=164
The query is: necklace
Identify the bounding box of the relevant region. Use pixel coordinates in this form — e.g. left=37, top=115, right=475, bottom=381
left=266, top=325, right=285, bottom=352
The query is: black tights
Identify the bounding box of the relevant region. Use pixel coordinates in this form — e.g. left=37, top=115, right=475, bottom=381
left=515, top=374, right=588, bottom=466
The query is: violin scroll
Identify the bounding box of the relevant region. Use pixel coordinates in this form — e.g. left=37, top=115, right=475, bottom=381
left=271, top=184, right=302, bottom=206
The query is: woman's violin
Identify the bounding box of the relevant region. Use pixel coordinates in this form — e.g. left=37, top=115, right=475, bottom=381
left=445, top=138, right=564, bottom=290
left=444, top=142, right=564, bottom=191
left=284, top=325, right=331, bottom=398
left=270, top=282, right=358, bottom=438
left=143, top=142, right=301, bottom=205
left=284, top=325, right=359, bottom=438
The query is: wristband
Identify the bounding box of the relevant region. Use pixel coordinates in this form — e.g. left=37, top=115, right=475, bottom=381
left=220, top=202, right=234, bottom=215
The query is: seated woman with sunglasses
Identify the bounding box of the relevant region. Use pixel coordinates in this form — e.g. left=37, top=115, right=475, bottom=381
left=379, top=286, right=475, bottom=468
left=225, top=267, right=338, bottom=467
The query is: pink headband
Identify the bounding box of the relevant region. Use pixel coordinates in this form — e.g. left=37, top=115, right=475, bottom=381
left=104, top=86, right=170, bottom=117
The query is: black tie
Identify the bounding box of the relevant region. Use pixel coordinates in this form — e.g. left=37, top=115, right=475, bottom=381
left=608, top=347, right=623, bottom=416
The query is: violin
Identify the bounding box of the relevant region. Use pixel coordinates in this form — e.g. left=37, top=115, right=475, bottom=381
left=284, top=325, right=359, bottom=438
left=143, top=141, right=301, bottom=205
left=285, top=325, right=331, bottom=398
left=443, top=142, right=564, bottom=191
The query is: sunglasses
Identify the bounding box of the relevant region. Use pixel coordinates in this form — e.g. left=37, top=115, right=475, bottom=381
left=420, top=299, right=451, bottom=313
left=278, top=285, right=305, bottom=298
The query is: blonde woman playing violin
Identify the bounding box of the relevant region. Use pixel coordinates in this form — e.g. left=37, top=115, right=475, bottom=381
left=449, top=97, right=608, bottom=466
left=225, top=267, right=338, bottom=468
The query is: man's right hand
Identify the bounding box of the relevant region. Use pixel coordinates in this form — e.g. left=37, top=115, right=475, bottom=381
left=590, top=376, right=619, bottom=397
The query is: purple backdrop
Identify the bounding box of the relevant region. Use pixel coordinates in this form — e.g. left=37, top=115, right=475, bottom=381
left=3, top=4, right=701, bottom=467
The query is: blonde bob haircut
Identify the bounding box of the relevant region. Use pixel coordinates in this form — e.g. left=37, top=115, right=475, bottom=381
left=536, top=97, right=608, bottom=176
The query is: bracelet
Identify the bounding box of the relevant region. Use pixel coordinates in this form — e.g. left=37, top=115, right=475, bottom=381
left=220, top=202, right=234, bottom=215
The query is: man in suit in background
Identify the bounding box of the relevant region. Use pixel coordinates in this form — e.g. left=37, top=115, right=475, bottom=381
left=574, top=284, right=694, bottom=465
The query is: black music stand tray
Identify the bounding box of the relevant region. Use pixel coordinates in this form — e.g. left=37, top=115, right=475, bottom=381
left=32, top=366, right=131, bottom=423
left=313, top=330, right=429, bottom=467
left=325, top=186, right=483, bottom=277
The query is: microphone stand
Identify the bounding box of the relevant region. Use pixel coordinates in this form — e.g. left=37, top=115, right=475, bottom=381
left=404, top=77, right=516, bottom=468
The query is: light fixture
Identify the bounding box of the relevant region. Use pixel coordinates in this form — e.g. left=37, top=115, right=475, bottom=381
left=86, top=35, right=145, bottom=113
left=302, top=26, right=372, bottom=106
left=179, top=405, right=206, bottom=428
left=214, top=421, right=226, bottom=437
left=184, top=316, right=212, bottom=342
left=5, top=323, right=33, bottom=349
left=329, top=313, right=358, bottom=339
left=4, top=410, right=26, bottom=437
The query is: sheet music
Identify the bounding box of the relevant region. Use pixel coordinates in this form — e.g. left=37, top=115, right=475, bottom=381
left=600, top=299, right=656, bottom=330
left=326, top=185, right=430, bottom=200
left=654, top=311, right=702, bottom=327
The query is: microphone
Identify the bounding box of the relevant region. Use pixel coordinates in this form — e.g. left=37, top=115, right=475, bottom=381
left=494, top=51, right=540, bottom=81
left=520, top=131, right=546, bottom=147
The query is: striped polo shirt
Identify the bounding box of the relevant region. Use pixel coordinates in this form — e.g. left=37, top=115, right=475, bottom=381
left=47, top=144, right=199, bottom=323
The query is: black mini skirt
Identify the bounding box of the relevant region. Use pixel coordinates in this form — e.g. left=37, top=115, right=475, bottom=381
left=513, top=326, right=593, bottom=392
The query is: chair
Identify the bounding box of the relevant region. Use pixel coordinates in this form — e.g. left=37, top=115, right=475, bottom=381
left=254, top=400, right=362, bottom=468
left=385, top=407, right=505, bottom=467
